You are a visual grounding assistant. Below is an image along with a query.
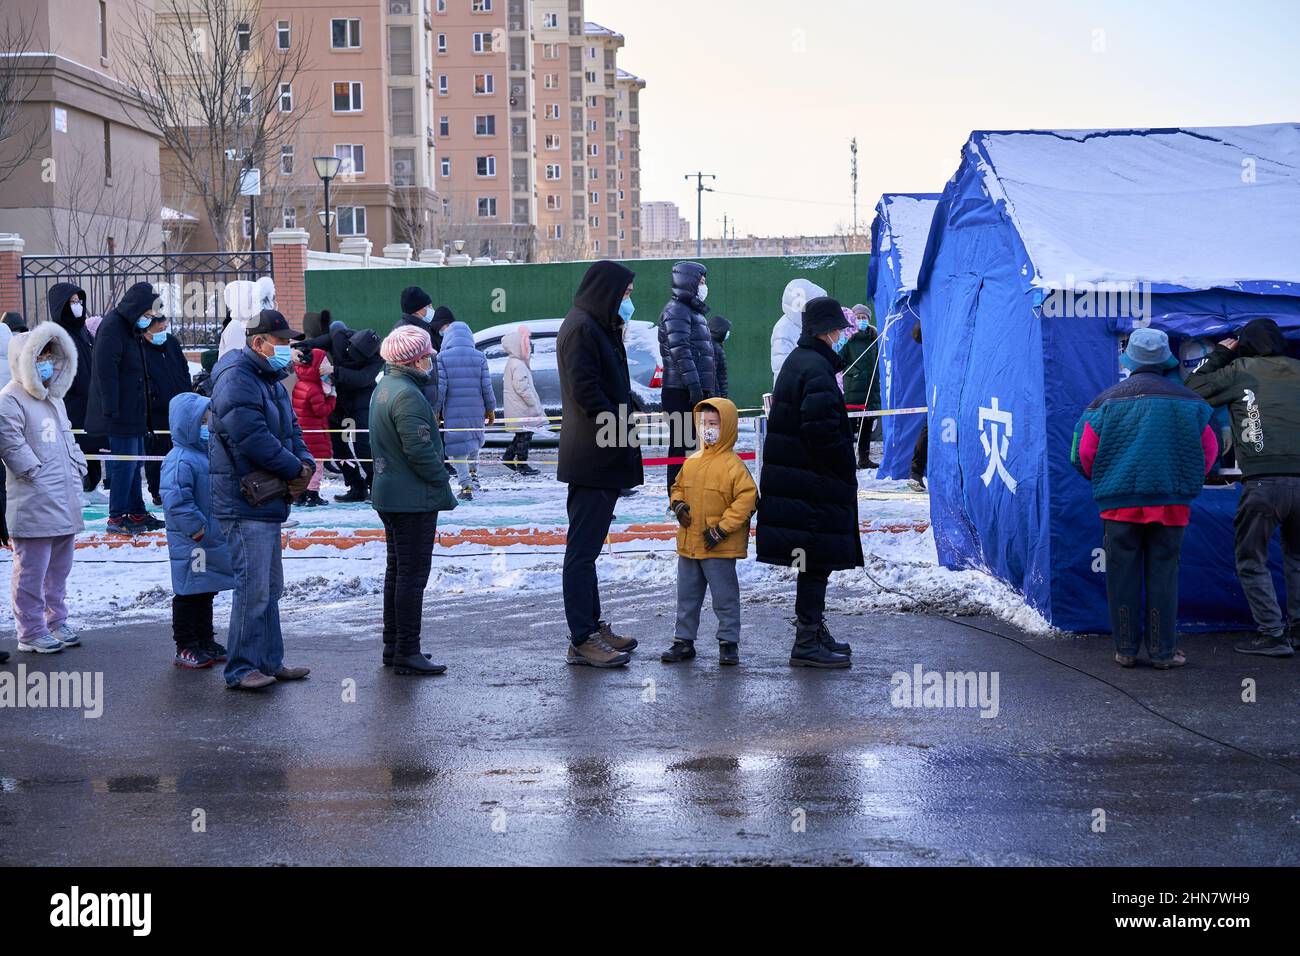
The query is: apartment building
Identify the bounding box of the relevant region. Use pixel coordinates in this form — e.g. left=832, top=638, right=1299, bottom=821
left=530, top=0, right=587, bottom=260
left=642, top=200, right=691, bottom=244
left=0, top=0, right=163, bottom=256
left=614, top=68, right=643, bottom=259
left=579, top=21, right=620, bottom=258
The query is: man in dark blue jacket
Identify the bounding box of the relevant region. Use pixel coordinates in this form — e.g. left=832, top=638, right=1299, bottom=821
left=209, top=310, right=315, bottom=691
left=657, top=262, right=717, bottom=497
left=86, top=281, right=163, bottom=534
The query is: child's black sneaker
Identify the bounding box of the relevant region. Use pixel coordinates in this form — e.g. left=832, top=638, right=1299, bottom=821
left=719, top=642, right=740, bottom=665
left=203, top=640, right=228, bottom=662
left=174, top=646, right=215, bottom=669
left=661, top=640, right=696, bottom=663
left=132, top=512, right=165, bottom=531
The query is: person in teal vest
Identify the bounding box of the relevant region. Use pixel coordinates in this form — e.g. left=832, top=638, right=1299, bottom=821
left=369, top=326, right=459, bottom=676
left=1072, top=328, right=1217, bottom=669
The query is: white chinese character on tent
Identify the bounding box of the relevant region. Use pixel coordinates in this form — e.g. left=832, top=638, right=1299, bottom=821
left=978, top=397, right=1017, bottom=494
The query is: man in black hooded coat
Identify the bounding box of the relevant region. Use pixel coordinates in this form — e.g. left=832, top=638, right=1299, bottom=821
left=756, top=295, right=862, bottom=668
left=556, top=259, right=642, bottom=668
left=48, top=282, right=103, bottom=492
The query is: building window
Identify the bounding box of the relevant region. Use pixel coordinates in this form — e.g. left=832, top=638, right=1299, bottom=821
left=98, top=1, right=108, bottom=58
left=472, top=0, right=493, bottom=11
left=619, top=228, right=625, bottom=240
left=542, top=42, right=558, bottom=58
left=333, top=81, right=363, bottom=112
left=389, top=26, right=414, bottom=75
left=588, top=120, right=597, bottom=133
left=440, top=157, right=450, bottom=177
left=543, top=13, right=558, bottom=28
left=472, top=32, right=492, bottom=53
left=334, top=143, right=366, bottom=176
left=474, top=114, right=496, bottom=136
left=438, top=115, right=449, bottom=136
left=545, top=164, right=561, bottom=181
left=236, top=22, right=251, bottom=53
left=436, top=0, right=446, bottom=12
left=283, top=206, right=297, bottom=229
left=331, top=19, right=362, bottom=49
left=280, top=145, right=294, bottom=175
left=476, top=197, right=497, bottom=217
left=546, top=194, right=562, bottom=211
left=473, top=73, right=494, bottom=95
left=277, top=20, right=290, bottom=50
left=336, top=206, right=367, bottom=236
left=436, top=33, right=447, bottom=53
left=593, top=239, right=600, bottom=252
left=589, top=167, right=598, bottom=180
left=437, top=74, right=448, bottom=95
left=543, top=73, right=558, bottom=90
left=589, top=143, right=599, bottom=156
left=278, top=83, right=293, bottom=111
left=239, top=85, right=253, bottom=114
left=544, top=103, right=560, bottom=120
left=475, top=155, right=496, bottom=177
left=543, top=133, right=560, bottom=150
left=390, top=87, right=415, bottom=135
left=102, top=119, right=112, bottom=181
left=589, top=191, right=599, bottom=204
left=586, top=95, right=597, bottom=108
left=392, top=147, right=416, bottom=186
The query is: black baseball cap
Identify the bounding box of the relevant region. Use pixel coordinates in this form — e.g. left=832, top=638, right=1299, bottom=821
left=246, top=309, right=304, bottom=340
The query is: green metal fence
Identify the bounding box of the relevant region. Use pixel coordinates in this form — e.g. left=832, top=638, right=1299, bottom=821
left=305, top=253, right=870, bottom=411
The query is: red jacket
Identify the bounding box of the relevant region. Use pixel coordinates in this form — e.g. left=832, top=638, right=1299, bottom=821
left=291, top=349, right=336, bottom=463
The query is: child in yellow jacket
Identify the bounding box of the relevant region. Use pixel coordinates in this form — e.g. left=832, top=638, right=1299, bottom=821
left=662, top=398, right=758, bottom=665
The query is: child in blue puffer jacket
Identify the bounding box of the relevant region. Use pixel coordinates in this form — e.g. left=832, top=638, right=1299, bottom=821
left=161, top=392, right=236, bottom=669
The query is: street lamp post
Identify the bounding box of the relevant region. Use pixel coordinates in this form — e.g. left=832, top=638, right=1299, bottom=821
left=313, top=155, right=342, bottom=252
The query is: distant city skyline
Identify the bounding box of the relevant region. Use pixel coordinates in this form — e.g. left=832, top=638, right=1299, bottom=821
left=588, top=0, right=1300, bottom=239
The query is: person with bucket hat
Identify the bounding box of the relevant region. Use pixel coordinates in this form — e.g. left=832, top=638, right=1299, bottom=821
left=1072, top=328, right=1218, bottom=669
left=755, top=295, right=861, bottom=668
left=1186, top=318, right=1300, bottom=658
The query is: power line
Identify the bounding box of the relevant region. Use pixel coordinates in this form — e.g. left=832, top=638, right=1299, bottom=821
left=710, top=188, right=848, bottom=208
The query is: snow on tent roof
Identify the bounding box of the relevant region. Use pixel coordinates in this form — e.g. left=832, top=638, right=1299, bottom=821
left=873, top=193, right=940, bottom=298
left=966, top=123, right=1300, bottom=296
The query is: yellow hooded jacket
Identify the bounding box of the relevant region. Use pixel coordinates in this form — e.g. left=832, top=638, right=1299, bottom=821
left=669, top=397, right=758, bottom=560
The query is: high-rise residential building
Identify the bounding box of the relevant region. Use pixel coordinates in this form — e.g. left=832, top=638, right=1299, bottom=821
left=0, top=0, right=163, bottom=257
left=580, top=21, right=620, bottom=258
left=614, top=68, right=643, bottom=259
left=531, top=0, right=587, bottom=261
left=642, top=200, right=691, bottom=245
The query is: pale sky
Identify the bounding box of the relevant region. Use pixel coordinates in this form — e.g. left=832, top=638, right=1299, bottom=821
left=585, top=0, right=1300, bottom=239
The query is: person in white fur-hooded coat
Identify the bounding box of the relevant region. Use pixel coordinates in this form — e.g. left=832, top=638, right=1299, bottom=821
left=218, top=276, right=277, bottom=358
left=0, top=321, right=89, bottom=653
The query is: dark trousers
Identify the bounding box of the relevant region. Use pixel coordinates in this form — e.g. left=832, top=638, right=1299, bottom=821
left=563, top=484, right=619, bottom=643
left=332, top=409, right=372, bottom=493
left=662, top=386, right=695, bottom=496
left=1103, top=520, right=1186, bottom=661
left=910, top=421, right=928, bottom=481
left=172, top=591, right=216, bottom=649
left=378, top=510, right=439, bottom=657
left=855, top=416, right=876, bottom=466
left=1233, top=476, right=1300, bottom=638
left=77, top=433, right=103, bottom=492
left=145, top=433, right=172, bottom=499
left=505, top=431, right=533, bottom=464
left=795, top=569, right=830, bottom=628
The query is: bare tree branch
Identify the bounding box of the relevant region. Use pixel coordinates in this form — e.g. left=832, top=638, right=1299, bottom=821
left=0, top=12, right=47, bottom=187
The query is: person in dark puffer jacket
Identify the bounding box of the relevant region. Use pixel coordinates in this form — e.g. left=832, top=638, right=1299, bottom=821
left=707, top=314, right=731, bottom=399
left=756, top=295, right=861, bottom=669
left=142, top=323, right=192, bottom=505
left=1073, top=328, right=1217, bottom=669
left=47, top=282, right=103, bottom=493
left=1185, top=318, right=1300, bottom=658
left=394, top=286, right=443, bottom=412
left=657, top=262, right=718, bottom=497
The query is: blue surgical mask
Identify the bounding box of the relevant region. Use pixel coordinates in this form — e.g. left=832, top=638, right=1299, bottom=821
left=618, top=297, right=635, bottom=322
left=36, top=360, right=55, bottom=382
left=268, top=344, right=293, bottom=370
left=151, top=331, right=168, bottom=345
left=199, top=424, right=210, bottom=443
left=857, top=319, right=870, bottom=331
left=136, top=315, right=153, bottom=329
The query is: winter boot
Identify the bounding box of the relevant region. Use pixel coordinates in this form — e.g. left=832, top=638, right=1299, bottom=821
left=457, top=484, right=474, bottom=502
left=818, top=619, right=851, bottom=656
left=660, top=640, right=696, bottom=663
left=789, top=624, right=850, bottom=668
left=293, top=492, right=311, bottom=507
left=133, top=512, right=165, bottom=531
left=309, top=490, right=328, bottom=506
left=597, top=619, right=637, bottom=652
left=393, top=653, right=447, bottom=676
left=334, top=487, right=368, bottom=503
left=719, top=641, right=740, bottom=665
left=513, top=435, right=541, bottom=477
left=204, top=639, right=228, bottom=663
left=502, top=436, right=522, bottom=473
left=566, top=634, right=630, bottom=668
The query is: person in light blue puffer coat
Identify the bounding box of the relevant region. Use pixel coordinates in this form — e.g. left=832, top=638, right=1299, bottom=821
left=435, top=321, right=495, bottom=499
left=161, top=391, right=236, bottom=668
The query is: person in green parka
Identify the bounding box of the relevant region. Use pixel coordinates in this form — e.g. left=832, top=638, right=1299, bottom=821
left=369, top=325, right=458, bottom=676
left=839, top=303, right=881, bottom=469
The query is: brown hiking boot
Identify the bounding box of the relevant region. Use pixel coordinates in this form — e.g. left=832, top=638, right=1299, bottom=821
left=597, top=620, right=638, bottom=652
left=227, top=670, right=277, bottom=691
left=273, top=665, right=311, bottom=680
left=566, top=634, right=631, bottom=668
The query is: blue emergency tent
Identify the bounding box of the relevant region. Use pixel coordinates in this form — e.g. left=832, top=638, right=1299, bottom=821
left=913, top=124, right=1300, bottom=632
left=868, top=193, right=941, bottom=479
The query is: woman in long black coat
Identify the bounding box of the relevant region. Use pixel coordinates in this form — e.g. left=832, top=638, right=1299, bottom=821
left=756, top=295, right=863, bottom=668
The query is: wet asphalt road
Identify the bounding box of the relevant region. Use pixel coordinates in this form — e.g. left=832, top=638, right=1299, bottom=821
left=2, top=580, right=1298, bottom=866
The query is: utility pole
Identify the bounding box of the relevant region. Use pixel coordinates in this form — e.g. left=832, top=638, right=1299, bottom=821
left=685, top=171, right=716, bottom=259
left=850, top=138, right=859, bottom=249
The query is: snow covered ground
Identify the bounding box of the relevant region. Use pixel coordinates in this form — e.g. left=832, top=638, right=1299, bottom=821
left=5, top=435, right=1052, bottom=636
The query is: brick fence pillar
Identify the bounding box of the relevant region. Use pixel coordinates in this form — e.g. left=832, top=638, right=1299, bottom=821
left=269, top=227, right=309, bottom=330
left=0, top=234, right=26, bottom=317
